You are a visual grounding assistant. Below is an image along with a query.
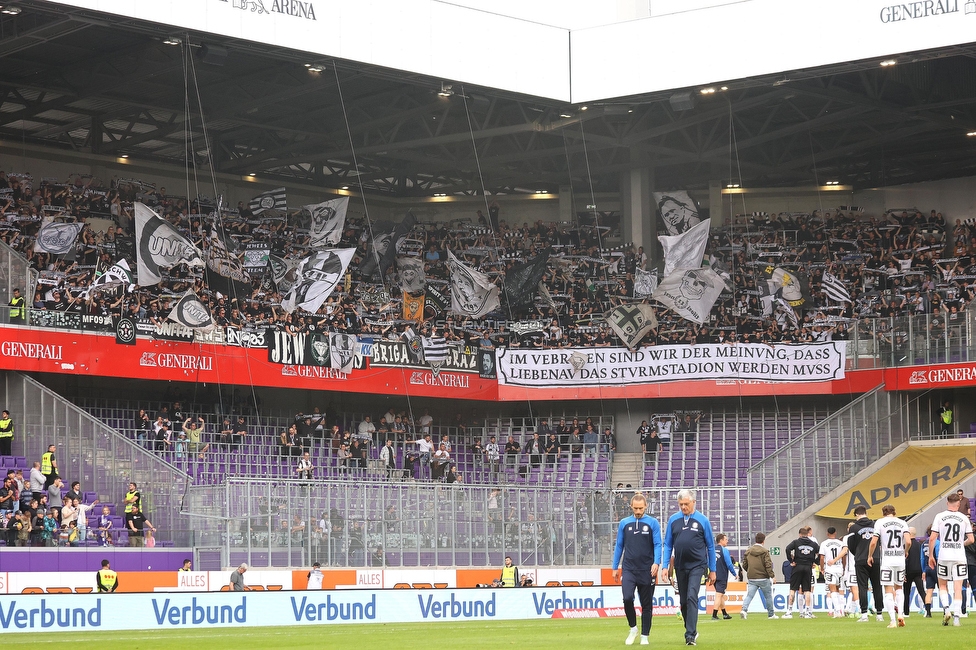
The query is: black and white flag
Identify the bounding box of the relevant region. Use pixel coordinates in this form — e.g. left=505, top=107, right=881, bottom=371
left=330, top=332, right=357, bottom=373
left=281, top=248, right=355, bottom=314
left=504, top=249, right=550, bottom=311
left=447, top=249, right=500, bottom=318
left=206, top=228, right=252, bottom=298
left=248, top=187, right=287, bottom=217
left=402, top=327, right=425, bottom=364
left=135, top=202, right=203, bottom=285
left=361, top=212, right=416, bottom=278
left=653, top=190, right=701, bottom=237
left=397, top=256, right=426, bottom=294
left=659, top=218, right=709, bottom=277
left=776, top=297, right=799, bottom=330
left=606, top=304, right=658, bottom=350
left=167, top=290, right=215, bottom=331
left=821, top=270, right=852, bottom=303
left=652, top=268, right=725, bottom=324
left=423, top=333, right=450, bottom=369
left=34, top=220, right=84, bottom=255
left=633, top=268, right=658, bottom=299
left=84, top=258, right=134, bottom=298
left=305, top=197, right=348, bottom=249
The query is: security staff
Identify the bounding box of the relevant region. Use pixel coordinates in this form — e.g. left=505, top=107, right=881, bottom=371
left=612, top=492, right=662, bottom=646
left=939, top=400, right=953, bottom=438
left=40, top=444, right=59, bottom=489
left=96, top=559, right=118, bottom=592
left=500, top=556, right=519, bottom=587
left=8, top=288, right=24, bottom=324
left=0, top=409, right=13, bottom=456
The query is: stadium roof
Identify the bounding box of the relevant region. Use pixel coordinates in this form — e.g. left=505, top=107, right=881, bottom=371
left=3, top=1, right=976, bottom=198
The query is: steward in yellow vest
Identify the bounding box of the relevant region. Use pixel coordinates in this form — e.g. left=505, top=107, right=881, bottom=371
left=500, top=556, right=519, bottom=587
left=97, top=560, right=118, bottom=592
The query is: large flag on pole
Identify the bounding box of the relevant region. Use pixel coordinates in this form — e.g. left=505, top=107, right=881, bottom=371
left=167, top=290, right=216, bottom=331
left=84, top=258, right=133, bottom=297
left=658, top=218, right=710, bottom=277
left=281, top=248, right=355, bottom=314
left=205, top=228, right=252, bottom=298
left=606, top=304, right=658, bottom=350
left=633, top=268, right=658, bottom=299
left=397, top=256, right=426, bottom=294
left=653, top=190, right=701, bottom=236
left=504, top=249, right=550, bottom=311
left=447, top=249, right=500, bottom=318
left=249, top=187, right=287, bottom=217
left=305, top=197, right=348, bottom=249
left=134, top=202, right=203, bottom=286
left=34, top=220, right=83, bottom=255
left=651, top=267, right=725, bottom=324
left=821, top=270, right=852, bottom=303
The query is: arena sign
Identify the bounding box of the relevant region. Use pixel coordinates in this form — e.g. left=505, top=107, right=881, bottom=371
left=496, top=342, right=846, bottom=387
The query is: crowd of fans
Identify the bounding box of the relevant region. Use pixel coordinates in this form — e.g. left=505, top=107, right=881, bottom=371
left=0, top=429, right=156, bottom=547
left=0, top=167, right=969, bottom=350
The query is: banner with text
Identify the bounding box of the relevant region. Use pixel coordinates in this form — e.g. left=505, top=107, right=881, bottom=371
left=496, top=342, right=846, bottom=387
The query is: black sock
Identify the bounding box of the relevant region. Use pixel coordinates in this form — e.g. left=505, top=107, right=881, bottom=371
left=722, top=609, right=728, bottom=615
left=925, top=603, right=932, bottom=614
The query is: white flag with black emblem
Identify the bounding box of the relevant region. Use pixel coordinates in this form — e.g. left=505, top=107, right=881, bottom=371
left=652, top=267, right=725, bottom=324
left=84, top=258, right=134, bottom=298
left=34, top=220, right=84, bottom=255
left=249, top=187, right=287, bottom=217
left=606, top=304, right=658, bottom=350
left=304, top=197, right=348, bottom=249
left=167, top=290, right=215, bottom=331
left=281, top=248, right=356, bottom=314
left=658, top=217, right=710, bottom=277
left=330, top=332, right=357, bottom=374
left=447, top=249, right=500, bottom=318
left=398, top=256, right=426, bottom=294
left=821, top=270, right=852, bottom=303
left=633, top=268, right=658, bottom=299
left=135, top=202, right=203, bottom=286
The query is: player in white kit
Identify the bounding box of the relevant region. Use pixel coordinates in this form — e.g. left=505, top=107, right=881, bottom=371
left=836, top=522, right=859, bottom=616
left=820, top=527, right=846, bottom=618
left=868, top=504, right=911, bottom=628
left=929, top=492, right=974, bottom=627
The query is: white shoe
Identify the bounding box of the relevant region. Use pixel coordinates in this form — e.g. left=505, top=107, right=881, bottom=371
left=876, top=615, right=884, bottom=622
left=953, top=616, right=961, bottom=627
left=782, top=612, right=793, bottom=619
left=886, top=621, right=897, bottom=629
left=640, top=637, right=649, bottom=645
left=626, top=627, right=639, bottom=645
left=740, top=612, right=747, bottom=620
left=767, top=614, right=779, bottom=619
left=857, top=614, right=869, bottom=623
left=961, top=613, right=969, bottom=618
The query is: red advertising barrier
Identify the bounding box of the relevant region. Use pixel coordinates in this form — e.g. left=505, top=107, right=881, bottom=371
left=4, top=325, right=974, bottom=400
left=0, top=327, right=498, bottom=400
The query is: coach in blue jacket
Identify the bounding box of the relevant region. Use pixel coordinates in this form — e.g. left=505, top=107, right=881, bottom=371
left=612, top=492, right=662, bottom=646
left=660, top=489, right=716, bottom=647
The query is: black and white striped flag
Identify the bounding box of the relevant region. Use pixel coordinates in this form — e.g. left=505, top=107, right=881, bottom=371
left=248, top=187, right=287, bottom=217
left=821, top=270, right=851, bottom=303
left=422, top=335, right=449, bottom=363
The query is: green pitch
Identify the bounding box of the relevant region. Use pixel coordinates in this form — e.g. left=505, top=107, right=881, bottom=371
left=15, top=614, right=970, bottom=648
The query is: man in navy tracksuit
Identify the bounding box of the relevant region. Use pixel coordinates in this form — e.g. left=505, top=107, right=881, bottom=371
left=661, top=489, right=716, bottom=647
left=612, top=492, right=663, bottom=646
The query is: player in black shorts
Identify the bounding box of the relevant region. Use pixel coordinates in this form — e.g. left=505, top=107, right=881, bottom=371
left=785, top=526, right=820, bottom=618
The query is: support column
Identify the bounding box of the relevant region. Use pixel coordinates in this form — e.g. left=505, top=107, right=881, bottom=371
left=709, top=179, right=724, bottom=227
left=620, top=160, right=655, bottom=266
left=558, top=184, right=574, bottom=223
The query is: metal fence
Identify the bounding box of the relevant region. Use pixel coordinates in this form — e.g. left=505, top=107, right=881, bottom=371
left=1, top=371, right=201, bottom=546
left=745, top=386, right=923, bottom=534
left=183, top=478, right=618, bottom=569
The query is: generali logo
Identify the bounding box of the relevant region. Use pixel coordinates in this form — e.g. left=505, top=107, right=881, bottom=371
left=140, top=352, right=213, bottom=371
left=908, top=366, right=976, bottom=385
left=879, top=0, right=976, bottom=23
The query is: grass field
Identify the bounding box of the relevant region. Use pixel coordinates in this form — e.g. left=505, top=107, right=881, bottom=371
left=12, top=613, right=972, bottom=649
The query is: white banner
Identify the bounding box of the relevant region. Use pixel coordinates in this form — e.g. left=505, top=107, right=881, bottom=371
left=0, top=587, right=615, bottom=633
left=496, top=342, right=847, bottom=387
